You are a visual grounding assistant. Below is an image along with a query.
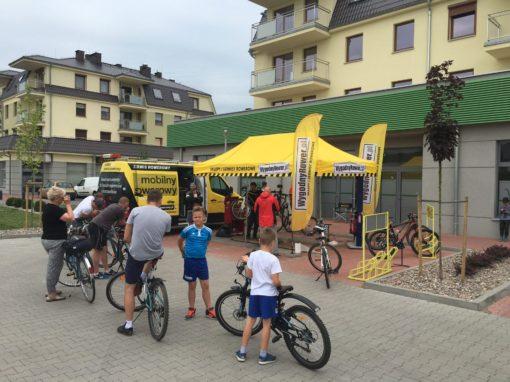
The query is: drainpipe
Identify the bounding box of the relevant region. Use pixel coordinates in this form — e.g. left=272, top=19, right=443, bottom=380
left=453, top=146, right=459, bottom=235
left=426, top=0, right=432, bottom=72
left=49, top=64, right=53, bottom=136
left=8, top=152, right=12, bottom=196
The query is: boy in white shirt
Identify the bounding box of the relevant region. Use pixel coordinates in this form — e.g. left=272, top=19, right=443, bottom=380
left=235, top=227, right=282, bottom=365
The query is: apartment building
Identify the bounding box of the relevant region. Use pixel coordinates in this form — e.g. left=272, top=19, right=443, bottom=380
left=249, top=0, right=510, bottom=108
left=169, top=0, right=510, bottom=238
left=0, top=50, right=215, bottom=197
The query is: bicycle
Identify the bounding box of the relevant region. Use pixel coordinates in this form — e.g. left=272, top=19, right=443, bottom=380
left=58, top=236, right=96, bottom=303
left=307, top=220, right=342, bottom=289
left=104, top=225, right=129, bottom=272
left=274, top=186, right=317, bottom=235
left=215, top=257, right=331, bottom=369
left=365, top=212, right=439, bottom=257
left=106, top=260, right=169, bottom=341
left=232, top=188, right=250, bottom=221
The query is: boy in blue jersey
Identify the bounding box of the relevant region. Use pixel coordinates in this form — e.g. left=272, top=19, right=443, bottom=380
left=177, top=206, right=216, bottom=319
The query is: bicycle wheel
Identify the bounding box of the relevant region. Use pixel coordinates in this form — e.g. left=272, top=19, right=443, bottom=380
left=103, top=239, right=118, bottom=269
left=307, top=244, right=342, bottom=274
left=232, top=200, right=248, bottom=220
left=106, top=271, right=145, bottom=312
left=78, top=256, right=95, bottom=303
left=282, top=305, right=331, bottom=370
left=148, top=278, right=169, bottom=341
left=58, top=257, right=80, bottom=287
left=215, top=289, right=263, bottom=336
left=301, top=217, right=317, bottom=236
left=410, top=227, right=440, bottom=257
left=365, top=230, right=388, bottom=256
left=275, top=208, right=288, bottom=232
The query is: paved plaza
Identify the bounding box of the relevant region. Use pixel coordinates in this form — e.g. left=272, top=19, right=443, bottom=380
left=1, top=237, right=510, bottom=381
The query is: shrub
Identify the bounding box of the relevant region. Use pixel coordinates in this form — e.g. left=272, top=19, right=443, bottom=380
left=12, top=198, right=24, bottom=208
left=5, top=197, right=17, bottom=206
left=33, top=200, right=46, bottom=211
left=454, top=245, right=510, bottom=276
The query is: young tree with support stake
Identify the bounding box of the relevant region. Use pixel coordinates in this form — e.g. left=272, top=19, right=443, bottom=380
left=15, top=88, right=45, bottom=227
left=424, top=60, right=465, bottom=280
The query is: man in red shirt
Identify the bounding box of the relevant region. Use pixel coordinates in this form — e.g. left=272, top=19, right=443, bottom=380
left=254, top=186, right=280, bottom=255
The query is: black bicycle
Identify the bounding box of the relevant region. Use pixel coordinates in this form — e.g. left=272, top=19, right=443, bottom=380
left=58, top=236, right=95, bottom=303
left=215, top=258, right=331, bottom=369
left=106, top=261, right=169, bottom=341
left=307, top=220, right=342, bottom=289
left=104, top=226, right=129, bottom=272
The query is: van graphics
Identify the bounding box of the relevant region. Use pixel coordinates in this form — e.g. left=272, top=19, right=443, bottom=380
left=258, top=163, right=290, bottom=175
left=129, top=164, right=176, bottom=171
left=98, top=173, right=137, bottom=209
left=362, top=144, right=377, bottom=205
left=134, top=172, right=179, bottom=213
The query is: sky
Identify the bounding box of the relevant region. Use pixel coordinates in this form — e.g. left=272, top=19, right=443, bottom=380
left=0, top=0, right=264, bottom=114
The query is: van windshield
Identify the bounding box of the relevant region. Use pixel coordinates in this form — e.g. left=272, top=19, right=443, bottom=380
left=77, top=179, right=85, bottom=186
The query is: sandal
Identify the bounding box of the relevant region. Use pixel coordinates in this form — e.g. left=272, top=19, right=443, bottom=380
left=45, top=290, right=63, bottom=298
left=46, top=295, right=66, bottom=302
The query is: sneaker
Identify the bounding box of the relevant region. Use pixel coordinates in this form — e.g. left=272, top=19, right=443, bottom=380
left=258, top=353, right=276, bottom=365
left=206, top=307, right=216, bottom=319
left=185, top=307, right=196, bottom=320
left=117, top=324, right=133, bottom=336
left=235, top=350, right=247, bottom=362
left=104, top=269, right=115, bottom=276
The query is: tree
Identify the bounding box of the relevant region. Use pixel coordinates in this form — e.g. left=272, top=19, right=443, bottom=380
left=15, top=87, right=45, bottom=225
left=424, top=60, right=465, bottom=280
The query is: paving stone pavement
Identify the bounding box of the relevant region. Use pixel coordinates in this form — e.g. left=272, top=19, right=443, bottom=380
left=1, top=237, right=510, bottom=382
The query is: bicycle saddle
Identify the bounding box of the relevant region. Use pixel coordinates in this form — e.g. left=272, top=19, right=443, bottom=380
left=278, top=285, right=293, bottom=294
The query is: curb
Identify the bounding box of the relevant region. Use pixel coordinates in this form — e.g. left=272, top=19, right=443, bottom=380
left=0, top=233, right=41, bottom=240
left=365, top=271, right=510, bottom=311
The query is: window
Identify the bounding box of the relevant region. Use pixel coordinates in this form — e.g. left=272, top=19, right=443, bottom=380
left=392, top=79, right=413, bottom=88
left=12, top=128, right=17, bottom=134
left=345, top=87, right=361, bottom=95
left=174, top=115, right=182, bottom=123
left=193, top=154, right=215, bottom=161
left=275, top=5, right=294, bottom=34
left=451, top=69, right=474, bottom=78
left=155, top=112, right=163, bottom=126
left=498, top=141, right=510, bottom=216
left=155, top=137, right=163, bottom=146
left=449, top=1, right=476, bottom=39
left=122, top=136, right=133, bottom=143
left=303, top=46, right=317, bottom=72
left=100, top=79, right=110, bottom=94
left=100, top=131, right=111, bottom=141
left=76, top=103, right=86, bottom=117
left=101, top=106, right=110, bottom=120
left=75, top=74, right=86, bottom=90
left=191, top=97, right=199, bottom=110
left=4, top=104, right=8, bottom=119
left=13, top=102, right=17, bottom=116
left=0, top=161, right=5, bottom=187
left=305, top=0, right=318, bottom=23
left=394, top=21, right=414, bottom=52
left=302, top=95, right=316, bottom=102
left=172, top=92, right=181, bottom=103
left=272, top=99, right=292, bottom=106
left=346, top=34, right=363, bottom=62
left=274, top=53, right=293, bottom=83
left=153, top=88, right=163, bottom=99
left=75, top=129, right=87, bottom=139
left=210, top=176, right=230, bottom=196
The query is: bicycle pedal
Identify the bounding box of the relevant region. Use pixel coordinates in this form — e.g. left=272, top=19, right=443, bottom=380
left=272, top=334, right=282, bottom=343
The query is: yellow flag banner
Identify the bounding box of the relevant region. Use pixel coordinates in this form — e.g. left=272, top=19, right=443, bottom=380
left=291, top=114, right=322, bottom=231
left=358, top=124, right=387, bottom=215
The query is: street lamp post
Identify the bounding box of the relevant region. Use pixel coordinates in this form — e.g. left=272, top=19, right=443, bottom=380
left=223, top=129, right=228, bottom=152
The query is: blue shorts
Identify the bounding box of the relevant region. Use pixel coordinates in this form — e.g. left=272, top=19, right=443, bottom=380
left=248, top=295, right=278, bottom=319
left=183, top=258, right=209, bottom=282
left=125, top=255, right=145, bottom=284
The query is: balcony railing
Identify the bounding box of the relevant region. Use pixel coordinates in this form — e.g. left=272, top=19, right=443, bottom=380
left=251, top=4, right=331, bottom=43
left=487, top=10, right=510, bottom=45
left=251, top=58, right=329, bottom=91
left=119, top=93, right=145, bottom=106
left=15, top=111, right=44, bottom=125
left=119, top=120, right=145, bottom=132
left=18, top=78, right=45, bottom=93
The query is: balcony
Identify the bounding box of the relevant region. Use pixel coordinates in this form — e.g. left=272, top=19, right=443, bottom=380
left=119, top=120, right=147, bottom=135
left=250, top=58, right=330, bottom=98
left=485, top=10, right=510, bottom=58
left=119, top=93, right=146, bottom=109
left=15, top=111, right=45, bottom=126
left=18, top=78, right=45, bottom=93
left=250, top=4, right=331, bottom=53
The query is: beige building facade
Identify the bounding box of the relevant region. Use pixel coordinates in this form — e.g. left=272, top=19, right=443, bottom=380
left=0, top=50, right=215, bottom=197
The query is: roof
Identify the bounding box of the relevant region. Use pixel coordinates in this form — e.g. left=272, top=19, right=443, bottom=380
left=329, top=0, right=427, bottom=29
left=0, top=70, right=20, bottom=78
left=167, top=71, right=510, bottom=148
left=45, top=85, right=118, bottom=103
left=0, top=135, right=174, bottom=159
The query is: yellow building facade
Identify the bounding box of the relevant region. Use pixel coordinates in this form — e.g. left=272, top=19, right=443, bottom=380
left=0, top=50, right=215, bottom=196
left=249, top=0, right=510, bottom=108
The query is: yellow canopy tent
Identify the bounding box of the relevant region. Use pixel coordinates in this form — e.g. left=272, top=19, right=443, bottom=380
left=193, top=133, right=377, bottom=177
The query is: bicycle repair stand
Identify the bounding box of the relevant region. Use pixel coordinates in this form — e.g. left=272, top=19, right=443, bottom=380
left=393, top=241, right=410, bottom=268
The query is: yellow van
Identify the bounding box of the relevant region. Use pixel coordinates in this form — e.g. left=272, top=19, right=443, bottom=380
left=98, top=160, right=233, bottom=226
